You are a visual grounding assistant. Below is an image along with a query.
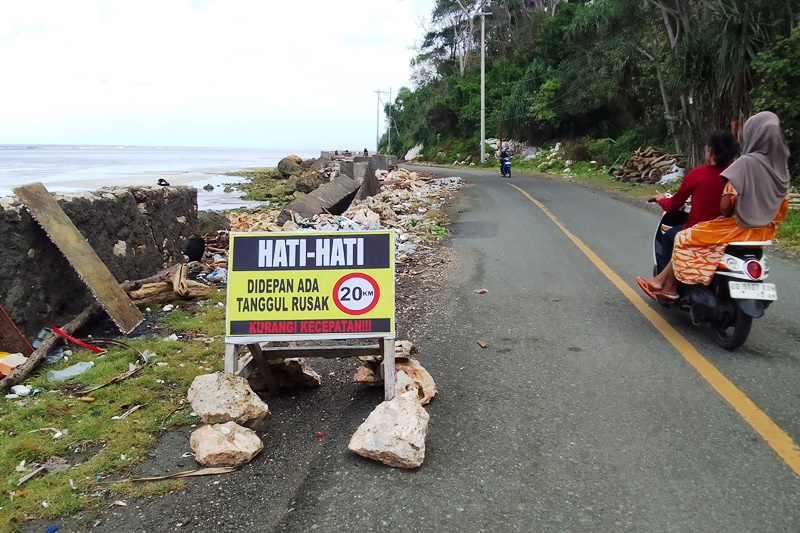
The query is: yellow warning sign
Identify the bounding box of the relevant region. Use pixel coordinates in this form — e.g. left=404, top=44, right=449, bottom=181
left=225, top=230, right=395, bottom=341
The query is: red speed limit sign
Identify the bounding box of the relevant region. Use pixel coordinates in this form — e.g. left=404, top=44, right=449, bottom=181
left=332, top=273, right=380, bottom=315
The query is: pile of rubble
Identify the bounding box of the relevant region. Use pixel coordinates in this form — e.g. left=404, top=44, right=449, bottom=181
left=227, top=167, right=462, bottom=267
left=611, top=147, right=686, bottom=184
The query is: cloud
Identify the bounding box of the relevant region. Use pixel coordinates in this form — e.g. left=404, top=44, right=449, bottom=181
left=0, top=0, right=432, bottom=148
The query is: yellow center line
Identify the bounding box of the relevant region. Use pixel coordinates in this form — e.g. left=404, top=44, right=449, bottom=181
left=509, top=183, right=800, bottom=476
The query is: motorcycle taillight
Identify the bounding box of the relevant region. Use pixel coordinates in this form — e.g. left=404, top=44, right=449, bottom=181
left=746, top=260, right=763, bottom=280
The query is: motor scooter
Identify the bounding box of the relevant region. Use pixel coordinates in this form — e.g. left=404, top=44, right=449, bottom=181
left=500, top=156, right=511, bottom=177
left=650, top=197, right=777, bottom=350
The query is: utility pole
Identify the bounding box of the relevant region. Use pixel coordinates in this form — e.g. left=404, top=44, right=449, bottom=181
left=387, top=87, right=392, bottom=155
left=478, top=11, right=490, bottom=163
left=374, top=89, right=387, bottom=154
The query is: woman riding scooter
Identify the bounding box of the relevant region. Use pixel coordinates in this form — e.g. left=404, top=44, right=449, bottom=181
left=636, top=130, right=737, bottom=299
left=637, top=111, right=791, bottom=299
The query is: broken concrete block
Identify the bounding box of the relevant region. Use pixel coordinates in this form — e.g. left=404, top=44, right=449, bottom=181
left=348, top=393, right=430, bottom=469
left=187, top=373, right=271, bottom=428
left=276, top=175, right=360, bottom=225
left=190, top=422, right=264, bottom=466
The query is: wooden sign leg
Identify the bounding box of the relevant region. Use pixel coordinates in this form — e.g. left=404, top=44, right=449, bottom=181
left=224, top=344, right=237, bottom=374
left=382, top=337, right=395, bottom=401
left=248, top=343, right=280, bottom=396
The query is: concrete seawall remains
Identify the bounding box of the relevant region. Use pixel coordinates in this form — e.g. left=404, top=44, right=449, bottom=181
left=1, top=186, right=198, bottom=336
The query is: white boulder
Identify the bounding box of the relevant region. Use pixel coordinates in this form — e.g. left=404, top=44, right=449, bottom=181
left=190, top=422, right=264, bottom=466
left=348, top=392, right=430, bottom=469
left=187, top=373, right=271, bottom=428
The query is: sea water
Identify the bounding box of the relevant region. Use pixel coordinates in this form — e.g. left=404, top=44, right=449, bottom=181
left=0, top=145, right=320, bottom=210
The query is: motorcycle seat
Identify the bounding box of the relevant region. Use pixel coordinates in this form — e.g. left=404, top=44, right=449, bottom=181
left=727, top=240, right=772, bottom=246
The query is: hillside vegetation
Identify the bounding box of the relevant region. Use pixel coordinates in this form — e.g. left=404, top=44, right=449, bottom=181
left=384, top=0, right=800, bottom=182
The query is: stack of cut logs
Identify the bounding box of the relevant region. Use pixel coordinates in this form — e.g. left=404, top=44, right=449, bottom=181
left=612, top=147, right=686, bottom=183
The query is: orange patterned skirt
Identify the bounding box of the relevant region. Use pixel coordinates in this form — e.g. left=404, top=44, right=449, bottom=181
left=672, top=200, right=789, bottom=285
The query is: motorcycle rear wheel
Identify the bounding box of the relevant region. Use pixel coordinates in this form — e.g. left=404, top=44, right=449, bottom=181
left=710, top=306, right=752, bottom=351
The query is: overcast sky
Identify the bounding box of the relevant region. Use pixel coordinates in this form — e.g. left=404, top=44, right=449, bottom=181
left=0, top=0, right=433, bottom=150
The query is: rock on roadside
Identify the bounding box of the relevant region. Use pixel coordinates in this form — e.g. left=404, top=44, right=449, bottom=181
left=395, top=358, right=437, bottom=405
left=187, top=373, right=271, bottom=428
left=347, top=385, right=430, bottom=469
left=190, top=422, right=264, bottom=466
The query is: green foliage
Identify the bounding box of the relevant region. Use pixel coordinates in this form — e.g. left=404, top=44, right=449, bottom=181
left=389, top=0, right=798, bottom=170
left=528, top=78, right=563, bottom=133
left=777, top=208, right=800, bottom=251
left=585, top=138, right=616, bottom=166
left=752, top=26, right=800, bottom=182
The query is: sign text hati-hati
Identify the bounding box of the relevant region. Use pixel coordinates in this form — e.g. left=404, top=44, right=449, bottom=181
left=258, top=237, right=365, bottom=269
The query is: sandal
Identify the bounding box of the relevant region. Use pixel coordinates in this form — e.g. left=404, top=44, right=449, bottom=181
left=635, top=276, right=656, bottom=300
left=653, top=290, right=679, bottom=301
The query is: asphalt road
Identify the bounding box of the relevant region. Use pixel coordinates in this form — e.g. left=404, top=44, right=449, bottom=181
left=275, top=166, right=800, bottom=532
left=36, top=166, right=800, bottom=533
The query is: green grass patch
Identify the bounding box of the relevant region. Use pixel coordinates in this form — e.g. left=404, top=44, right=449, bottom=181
left=0, top=291, right=228, bottom=531
left=224, top=168, right=299, bottom=204
left=777, top=207, right=800, bottom=252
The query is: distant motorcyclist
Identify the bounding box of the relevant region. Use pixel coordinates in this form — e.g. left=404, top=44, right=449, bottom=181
left=499, top=149, right=511, bottom=177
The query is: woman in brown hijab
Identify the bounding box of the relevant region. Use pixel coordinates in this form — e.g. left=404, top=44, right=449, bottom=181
left=637, top=111, right=791, bottom=299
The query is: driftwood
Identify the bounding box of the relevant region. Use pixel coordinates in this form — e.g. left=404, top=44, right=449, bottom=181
left=124, top=263, right=210, bottom=305
left=0, top=302, right=101, bottom=392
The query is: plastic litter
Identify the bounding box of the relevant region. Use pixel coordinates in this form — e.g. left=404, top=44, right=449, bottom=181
left=657, top=164, right=685, bottom=185
left=10, top=385, right=31, bottom=396
left=32, top=329, right=65, bottom=364
left=205, top=267, right=228, bottom=284
left=46, top=361, right=94, bottom=382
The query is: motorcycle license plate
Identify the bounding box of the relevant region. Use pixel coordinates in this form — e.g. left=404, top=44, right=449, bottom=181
left=728, top=281, right=777, bottom=301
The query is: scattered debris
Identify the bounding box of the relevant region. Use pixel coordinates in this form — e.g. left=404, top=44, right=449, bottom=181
left=0, top=353, right=27, bottom=377
left=17, top=456, right=70, bottom=485
left=0, top=302, right=101, bottom=392
left=74, top=339, right=153, bottom=395
left=26, top=427, right=64, bottom=439
left=227, top=169, right=461, bottom=274
left=46, top=361, right=94, bottom=382
left=477, top=340, right=488, bottom=349
left=104, top=466, right=238, bottom=483
left=125, top=263, right=211, bottom=305
left=111, top=404, right=144, bottom=420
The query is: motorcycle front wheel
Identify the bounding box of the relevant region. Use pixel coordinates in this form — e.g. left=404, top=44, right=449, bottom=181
left=710, top=305, right=753, bottom=351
